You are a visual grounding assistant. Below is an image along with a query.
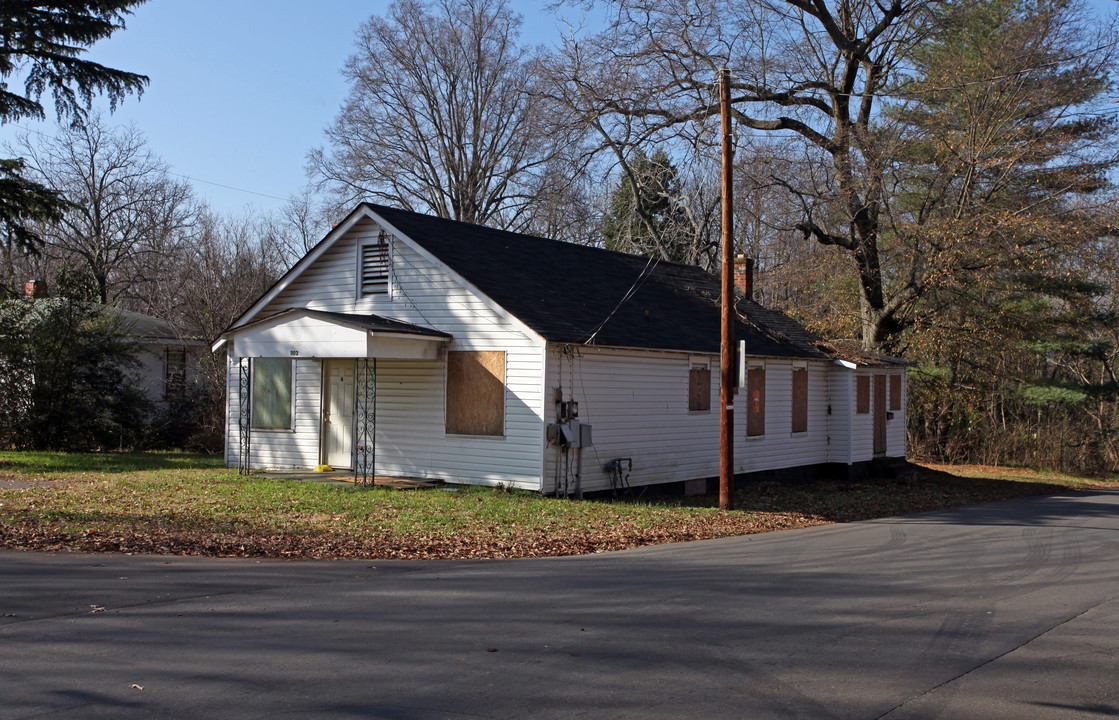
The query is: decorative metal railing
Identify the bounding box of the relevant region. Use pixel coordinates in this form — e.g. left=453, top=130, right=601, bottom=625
left=238, top=357, right=251, bottom=475
left=354, top=358, right=377, bottom=487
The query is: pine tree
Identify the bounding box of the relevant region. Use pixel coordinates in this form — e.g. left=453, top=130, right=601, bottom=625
left=892, top=0, right=1119, bottom=469
left=0, top=270, right=148, bottom=450
left=0, top=1, right=148, bottom=253
left=598, top=149, right=691, bottom=262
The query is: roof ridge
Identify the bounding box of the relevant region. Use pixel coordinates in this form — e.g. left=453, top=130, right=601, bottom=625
left=363, top=202, right=710, bottom=273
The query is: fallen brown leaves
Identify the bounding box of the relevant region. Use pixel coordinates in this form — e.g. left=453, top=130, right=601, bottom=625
left=0, top=463, right=1105, bottom=561
left=0, top=509, right=824, bottom=560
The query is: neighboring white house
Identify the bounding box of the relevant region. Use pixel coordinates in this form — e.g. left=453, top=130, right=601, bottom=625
left=105, top=306, right=208, bottom=411
left=213, top=203, right=907, bottom=493
left=17, top=281, right=207, bottom=413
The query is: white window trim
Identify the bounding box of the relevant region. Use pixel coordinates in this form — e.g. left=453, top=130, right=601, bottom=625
left=250, top=357, right=296, bottom=432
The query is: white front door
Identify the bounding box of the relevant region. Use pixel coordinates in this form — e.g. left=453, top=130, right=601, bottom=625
left=324, top=360, right=355, bottom=469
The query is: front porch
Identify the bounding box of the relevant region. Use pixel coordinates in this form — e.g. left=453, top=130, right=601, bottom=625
left=224, top=308, right=453, bottom=483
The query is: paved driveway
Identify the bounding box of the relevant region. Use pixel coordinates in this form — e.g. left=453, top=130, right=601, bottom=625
left=2, top=489, right=1118, bottom=719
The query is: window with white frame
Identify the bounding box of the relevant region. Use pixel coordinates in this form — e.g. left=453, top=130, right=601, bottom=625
left=252, top=358, right=293, bottom=429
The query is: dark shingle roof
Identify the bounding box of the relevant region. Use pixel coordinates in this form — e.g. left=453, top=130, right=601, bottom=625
left=104, top=306, right=204, bottom=343
left=9, top=301, right=204, bottom=344
left=812, top=340, right=909, bottom=368
left=368, top=203, right=825, bottom=358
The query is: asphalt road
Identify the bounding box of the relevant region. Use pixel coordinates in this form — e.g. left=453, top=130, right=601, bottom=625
left=2, top=489, right=1119, bottom=719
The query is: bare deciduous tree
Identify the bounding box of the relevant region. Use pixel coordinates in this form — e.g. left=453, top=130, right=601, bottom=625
left=546, top=0, right=937, bottom=349
left=153, top=208, right=288, bottom=450
left=549, top=0, right=1118, bottom=353
left=309, top=0, right=585, bottom=233
left=7, top=116, right=195, bottom=306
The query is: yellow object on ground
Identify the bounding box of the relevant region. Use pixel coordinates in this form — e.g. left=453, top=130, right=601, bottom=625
left=312, top=465, right=333, bottom=472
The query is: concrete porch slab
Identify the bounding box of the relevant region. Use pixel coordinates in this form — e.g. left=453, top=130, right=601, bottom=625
left=256, top=470, right=442, bottom=490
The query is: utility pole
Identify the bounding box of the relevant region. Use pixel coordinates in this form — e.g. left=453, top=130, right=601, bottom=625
left=719, top=66, right=735, bottom=512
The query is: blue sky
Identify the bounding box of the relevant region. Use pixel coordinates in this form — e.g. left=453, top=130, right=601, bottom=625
left=3, top=0, right=1117, bottom=217
left=1, top=0, right=587, bottom=215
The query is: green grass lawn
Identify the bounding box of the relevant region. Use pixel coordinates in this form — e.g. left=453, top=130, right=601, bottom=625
left=1, top=451, right=1114, bottom=559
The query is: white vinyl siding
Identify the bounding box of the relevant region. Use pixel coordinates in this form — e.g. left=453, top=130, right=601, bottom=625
left=848, top=371, right=876, bottom=462
left=542, top=347, right=832, bottom=493
left=829, top=367, right=906, bottom=464
left=828, top=368, right=854, bottom=465
left=225, top=357, right=323, bottom=470
left=222, top=210, right=907, bottom=487
left=226, top=216, right=546, bottom=489
left=888, top=371, right=907, bottom=458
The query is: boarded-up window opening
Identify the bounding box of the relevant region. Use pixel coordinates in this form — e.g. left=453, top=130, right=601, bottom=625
left=791, top=366, right=808, bottom=433
left=747, top=366, right=765, bottom=437
left=165, top=348, right=187, bottom=401
left=446, top=351, right=505, bottom=436
left=856, top=375, right=870, bottom=414
left=889, top=374, right=902, bottom=412
left=874, top=374, right=887, bottom=454
left=689, top=367, right=711, bottom=412
left=252, top=358, right=292, bottom=429
left=359, top=238, right=390, bottom=295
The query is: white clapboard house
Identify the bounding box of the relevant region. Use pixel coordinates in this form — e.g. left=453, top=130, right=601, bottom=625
left=213, top=203, right=907, bottom=493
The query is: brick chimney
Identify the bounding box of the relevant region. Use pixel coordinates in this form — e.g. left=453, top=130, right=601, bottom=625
left=24, top=279, right=47, bottom=300
left=734, top=255, right=753, bottom=299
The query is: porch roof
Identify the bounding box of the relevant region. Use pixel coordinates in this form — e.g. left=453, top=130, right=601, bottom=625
left=217, top=308, right=451, bottom=359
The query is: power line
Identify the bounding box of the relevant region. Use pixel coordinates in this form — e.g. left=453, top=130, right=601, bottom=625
left=3, top=122, right=291, bottom=203
left=581, top=253, right=661, bottom=345
left=169, top=174, right=288, bottom=202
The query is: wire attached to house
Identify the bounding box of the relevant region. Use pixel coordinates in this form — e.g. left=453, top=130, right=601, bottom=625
left=581, top=254, right=661, bottom=345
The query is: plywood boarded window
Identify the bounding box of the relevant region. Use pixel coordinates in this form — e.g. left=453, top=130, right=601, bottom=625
left=747, top=366, right=766, bottom=437
left=791, top=365, right=808, bottom=433
left=252, top=358, right=292, bottom=429
left=446, top=351, right=505, bottom=436
left=358, top=236, right=390, bottom=296
left=889, top=374, right=902, bottom=411
left=856, top=375, right=870, bottom=414
left=689, top=367, right=711, bottom=411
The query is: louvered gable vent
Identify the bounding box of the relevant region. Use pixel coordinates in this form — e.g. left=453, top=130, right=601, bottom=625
left=359, top=232, right=390, bottom=295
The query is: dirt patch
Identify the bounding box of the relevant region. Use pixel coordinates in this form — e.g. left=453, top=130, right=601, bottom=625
left=0, top=473, right=71, bottom=490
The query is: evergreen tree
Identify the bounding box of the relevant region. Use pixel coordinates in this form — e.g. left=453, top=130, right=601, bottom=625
left=0, top=1, right=148, bottom=253
left=892, top=0, right=1119, bottom=469
left=0, top=271, right=148, bottom=451
left=598, top=149, right=692, bottom=262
